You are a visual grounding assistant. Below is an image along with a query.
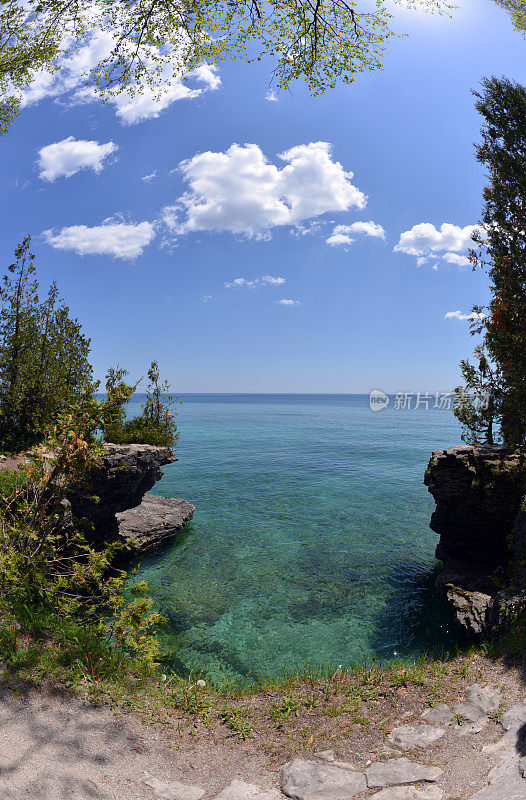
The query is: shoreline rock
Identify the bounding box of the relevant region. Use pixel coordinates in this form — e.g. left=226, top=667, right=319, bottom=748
left=425, top=445, right=526, bottom=637
left=67, top=443, right=194, bottom=553
left=116, top=494, right=195, bottom=554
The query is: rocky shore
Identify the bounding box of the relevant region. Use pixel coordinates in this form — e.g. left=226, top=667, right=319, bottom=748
left=425, top=444, right=526, bottom=637
left=68, top=443, right=194, bottom=555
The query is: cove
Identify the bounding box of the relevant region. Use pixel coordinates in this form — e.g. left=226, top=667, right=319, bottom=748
left=129, top=394, right=466, bottom=684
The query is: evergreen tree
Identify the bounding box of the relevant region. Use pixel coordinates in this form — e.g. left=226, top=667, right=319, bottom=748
left=0, top=237, right=93, bottom=451
left=458, top=77, right=526, bottom=448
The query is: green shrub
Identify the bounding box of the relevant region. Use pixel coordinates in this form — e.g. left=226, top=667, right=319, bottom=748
left=0, top=467, right=29, bottom=500
left=106, top=417, right=176, bottom=447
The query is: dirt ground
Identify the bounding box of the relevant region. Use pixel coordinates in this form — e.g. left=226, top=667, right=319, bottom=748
left=1, top=654, right=525, bottom=800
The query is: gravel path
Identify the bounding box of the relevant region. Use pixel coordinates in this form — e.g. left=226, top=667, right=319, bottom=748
left=1, top=681, right=526, bottom=799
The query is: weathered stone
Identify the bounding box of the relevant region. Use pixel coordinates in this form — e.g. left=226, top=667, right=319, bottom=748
left=68, top=443, right=177, bottom=544
left=387, top=725, right=445, bottom=750
left=456, top=718, right=488, bottom=736
left=213, top=779, right=282, bottom=800
left=313, top=750, right=335, bottom=763
left=468, top=756, right=526, bottom=799
left=421, top=705, right=454, bottom=727
left=451, top=703, right=486, bottom=723
left=66, top=444, right=194, bottom=555
left=424, top=445, right=526, bottom=637
left=116, top=494, right=194, bottom=552
left=365, top=759, right=443, bottom=788
left=370, top=787, right=444, bottom=800
left=502, top=702, right=526, bottom=731
left=280, top=759, right=366, bottom=800
left=465, top=684, right=502, bottom=713
left=142, top=775, right=205, bottom=800
left=441, top=586, right=493, bottom=636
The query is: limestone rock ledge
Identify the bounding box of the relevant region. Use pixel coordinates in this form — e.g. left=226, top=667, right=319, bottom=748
left=116, top=494, right=195, bottom=553
left=425, top=445, right=526, bottom=637
left=67, top=444, right=193, bottom=553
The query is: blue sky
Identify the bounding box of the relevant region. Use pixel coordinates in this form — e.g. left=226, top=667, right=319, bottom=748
left=2, top=0, right=525, bottom=393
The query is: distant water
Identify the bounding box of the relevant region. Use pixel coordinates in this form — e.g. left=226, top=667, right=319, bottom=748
left=126, top=394, right=466, bottom=684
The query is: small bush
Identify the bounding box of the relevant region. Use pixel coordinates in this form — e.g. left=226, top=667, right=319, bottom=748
left=106, top=417, right=175, bottom=447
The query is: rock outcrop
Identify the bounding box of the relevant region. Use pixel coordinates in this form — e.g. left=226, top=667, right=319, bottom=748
left=68, top=443, right=193, bottom=553
left=116, top=494, right=195, bottom=552
left=425, top=445, right=526, bottom=637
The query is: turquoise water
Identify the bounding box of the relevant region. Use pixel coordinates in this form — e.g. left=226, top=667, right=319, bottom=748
left=127, top=394, right=465, bottom=684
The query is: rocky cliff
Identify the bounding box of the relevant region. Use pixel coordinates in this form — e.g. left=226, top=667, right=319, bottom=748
left=68, top=443, right=194, bottom=554
left=425, top=445, right=526, bottom=636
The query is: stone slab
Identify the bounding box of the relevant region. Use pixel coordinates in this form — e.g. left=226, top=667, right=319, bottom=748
left=280, top=759, right=367, bottom=800
left=366, top=759, right=443, bottom=788
left=213, top=779, right=283, bottom=800
left=142, top=775, right=205, bottom=800
left=117, top=494, right=195, bottom=552
left=387, top=725, right=445, bottom=750
left=370, top=787, right=444, bottom=800
left=420, top=705, right=454, bottom=726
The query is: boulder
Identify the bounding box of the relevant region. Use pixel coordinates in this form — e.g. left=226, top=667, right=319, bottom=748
left=116, top=494, right=194, bottom=553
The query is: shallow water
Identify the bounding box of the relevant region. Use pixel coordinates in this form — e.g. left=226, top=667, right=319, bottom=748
left=128, top=394, right=465, bottom=684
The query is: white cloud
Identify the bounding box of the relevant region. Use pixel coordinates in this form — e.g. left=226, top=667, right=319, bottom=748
left=394, top=222, right=478, bottom=268
left=266, top=90, right=278, bottom=102
left=442, top=252, right=471, bottom=267
left=162, top=142, right=366, bottom=239
left=326, top=233, right=354, bottom=248
left=326, top=220, right=385, bottom=247
left=261, top=274, right=285, bottom=285
left=37, top=136, right=117, bottom=181
left=44, top=219, right=155, bottom=259
left=224, top=274, right=285, bottom=289
left=142, top=171, right=157, bottom=183
left=20, top=30, right=220, bottom=125
left=277, top=299, right=301, bottom=306
left=201, top=294, right=213, bottom=303
left=445, top=310, right=488, bottom=321
left=336, top=221, right=385, bottom=238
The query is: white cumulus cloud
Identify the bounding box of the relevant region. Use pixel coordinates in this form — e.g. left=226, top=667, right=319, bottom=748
left=37, top=136, right=117, bottom=181
left=445, top=310, right=488, bottom=321
left=276, top=299, right=301, bottom=306
left=394, top=222, right=478, bottom=268
left=142, top=171, right=157, bottom=183
left=326, top=233, right=354, bottom=248
left=326, top=220, right=385, bottom=247
left=162, top=142, right=366, bottom=239
left=20, top=30, right=220, bottom=125
left=44, top=219, right=155, bottom=259
left=442, top=252, right=471, bottom=267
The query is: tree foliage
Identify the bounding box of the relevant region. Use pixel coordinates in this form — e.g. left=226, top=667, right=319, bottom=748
left=105, top=360, right=178, bottom=446
left=0, top=236, right=93, bottom=451
left=0, top=407, right=163, bottom=667
left=456, top=77, right=526, bottom=448
left=453, top=343, right=503, bottom=445
left=0, top=0, right=455, bottom=136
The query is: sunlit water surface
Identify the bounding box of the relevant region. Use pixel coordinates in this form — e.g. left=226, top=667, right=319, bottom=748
left=126, top=394, right=465, bottom=684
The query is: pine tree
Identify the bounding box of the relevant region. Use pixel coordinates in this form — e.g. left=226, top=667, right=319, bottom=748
left=0, top=237, right=93, bottom=451
left=459, top=77, right=526, bottom=448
